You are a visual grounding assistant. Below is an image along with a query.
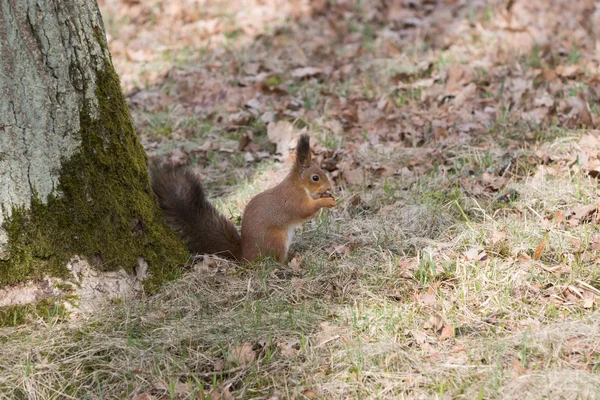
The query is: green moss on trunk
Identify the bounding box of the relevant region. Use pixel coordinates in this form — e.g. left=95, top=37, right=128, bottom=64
left=0, top=48, right=189, bottom=310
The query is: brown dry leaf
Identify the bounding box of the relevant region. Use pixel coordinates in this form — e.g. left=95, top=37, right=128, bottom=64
left=229, top=342, right=256, bottom=366
left=522, top=107, right=549, bottom=124
left=288, top=256, right=304, bottom=272
left=153, top=381, right=190, bottom=397
left=491, top=229, right=507, bottom=246
left=542, top=263, right=571, bottom=277
left=214, top=359, right=225, bottom=371
left=267, top=121, right=295, bottom=158
left=566, top=204, right=599, bottom=227
left=378, top=201, right=403, bottom=215
left=277, top=339, right=300, bottom=358
left=591, top=233, right=600, bottom=250
left=452, top=82, right=477, bottom=108
left=573, top=204, right=598, bottom=221
left=164, top=148, right=189, bottom=167
left=244, top=151, right=256, bottom=163
left=533, top=240, right=546, bottom=261
left=243, top=62, right=260, bottom=75
left=291, top=67, right=323, bottom=79
left=423, top=313, right=444, bottom=332
left=566, top=96, right=594, bottom=128
left=238, top=132, right=251, bottom=151
left=556, top=64, right=582, bottom=78
left=419, top=292, right=437, bottom=307
left=302, top=389, right=318, bottom=399
left=578, top=133, right=600, bottom=149
left=563, top=287, right=581, bottom=303
left=327, top=243, right=350, bottom=259
left=410, top=329, right=428, bottom=344
left=445, top=64, right=473, bottom=93
left=511, top=358, right=530, bottom=377
left=463, top=247, right=486, bottom=262
left=371, top=164, right=394, bottom=178
left=565, top=337, right=588, bottom=355
left=132, top=394, right=154, bottom=400
left=260, top=111, right=276, bottom=124
left=534, top=91, right=554, bottom=107
left=583, top=159, right=600, bottom=178
left=228, top=111, right=252, bottom=125
left=554, top=210, right=565, bottom=225
left=439, top=324, right=453, bottom=341
left=194, top=140, right=217, bottom=152
left=342, top=168, right=365, bottom=185
left=210, top=385, right=234, bottom=400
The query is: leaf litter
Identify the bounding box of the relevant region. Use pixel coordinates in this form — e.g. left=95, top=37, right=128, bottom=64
left=3, top=0, right=600, bottom=399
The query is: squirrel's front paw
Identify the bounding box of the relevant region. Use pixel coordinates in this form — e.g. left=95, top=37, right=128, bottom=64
left=321, top=197, right=336, bottom=208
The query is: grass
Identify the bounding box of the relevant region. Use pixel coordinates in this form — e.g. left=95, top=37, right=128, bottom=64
left=3, top=0, right=600, bottom=398
left=2, top=133, right=600, bottom=398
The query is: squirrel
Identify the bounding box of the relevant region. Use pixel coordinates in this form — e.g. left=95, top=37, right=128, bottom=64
left=150, top=134, right=336, bottom=263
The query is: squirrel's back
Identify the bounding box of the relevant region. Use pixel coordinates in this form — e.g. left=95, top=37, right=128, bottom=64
left=150, top=167, right=242, bottom=261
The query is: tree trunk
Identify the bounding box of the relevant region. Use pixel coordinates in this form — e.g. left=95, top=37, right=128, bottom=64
left=0, top=0, right=188, bottom=322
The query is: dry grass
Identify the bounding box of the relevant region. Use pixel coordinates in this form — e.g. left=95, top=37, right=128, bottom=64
left=3, top=0, right=600, bottom=398
left=2, top=135, right=600, bottom=399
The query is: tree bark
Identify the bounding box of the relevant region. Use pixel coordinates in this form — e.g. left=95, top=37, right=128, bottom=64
left=0, top=0, right=187, bottom=319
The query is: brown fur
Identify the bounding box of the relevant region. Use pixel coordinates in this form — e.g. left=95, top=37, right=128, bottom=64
left=150, top=166, right=242, bottom=261
left=151, top=134, right=335, bottom=264
left=241, top=134, right=335, bottom=262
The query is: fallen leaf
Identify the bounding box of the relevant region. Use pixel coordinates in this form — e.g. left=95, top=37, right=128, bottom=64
left=326, top=243, right=350, bottom=259
left=511, top=358, right=529, bottom=376
left=445, top=64, right=473, bottom=93
left=301, top=389, right=317, bottom=399
left=164, top=148, right=189, bottom=167
left=214, top=360, right=225, bottom=371
left=419, top=292, right=437, bottom=307
left=440, top=324, right=453, bottom=340
left=491, top=229, right=507, bottom=246
left=566, top=96, right=594, bottom=128
left=556, top=64, right=582, bottom=78
left=533, top=240, right=546, bottom=261
left=210, top=385, right=234, bottom=400
left=132, top=394, right=153, bottom=400
left=591, top=233, right=600, bottom=250
left=228, top=111, right=252, bottom=125
left=288, top=257, right=304, bottom=272
left=463, top=247, right=486, bottom=262
left=229, top=342, right=256, bottom=366
left=583, top=297, right=594, bottom=309
left=267, top=120, right=295, bottom=158
left=277, top=339, right=300, bottom=358
left=410, top=329, right=428, bottom=344
left=423, top=313, right=444, bottom=332
left=291, top=67, right=323, bottom=79
left=565, top=337, right=588, bottom=355
left=243, top=62, right=260, bottom=75
left=342, top=168, right=365, bottom=185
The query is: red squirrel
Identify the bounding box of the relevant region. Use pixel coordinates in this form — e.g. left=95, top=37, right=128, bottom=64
left=151, top=134, right=336, bottom=263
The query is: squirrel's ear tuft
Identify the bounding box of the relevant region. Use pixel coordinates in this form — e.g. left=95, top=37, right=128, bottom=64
left=295, top=134, right=312, bottom=169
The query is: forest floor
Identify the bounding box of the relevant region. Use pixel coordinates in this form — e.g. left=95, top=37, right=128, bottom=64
left=2, top=0, right=600, bottom=399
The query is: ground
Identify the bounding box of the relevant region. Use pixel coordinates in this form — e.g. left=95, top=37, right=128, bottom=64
left=1, top=0, right=600, bottom=398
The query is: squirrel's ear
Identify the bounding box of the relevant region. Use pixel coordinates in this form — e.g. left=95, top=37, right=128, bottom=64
left=295, top=134, right=312, bottom=170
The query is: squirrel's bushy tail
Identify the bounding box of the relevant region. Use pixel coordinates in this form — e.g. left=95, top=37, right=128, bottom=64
left=150, top=166, right=242, bottom=261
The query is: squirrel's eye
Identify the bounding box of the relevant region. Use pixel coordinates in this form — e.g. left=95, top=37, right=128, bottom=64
left=312, top=175, right=319, bottom=182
